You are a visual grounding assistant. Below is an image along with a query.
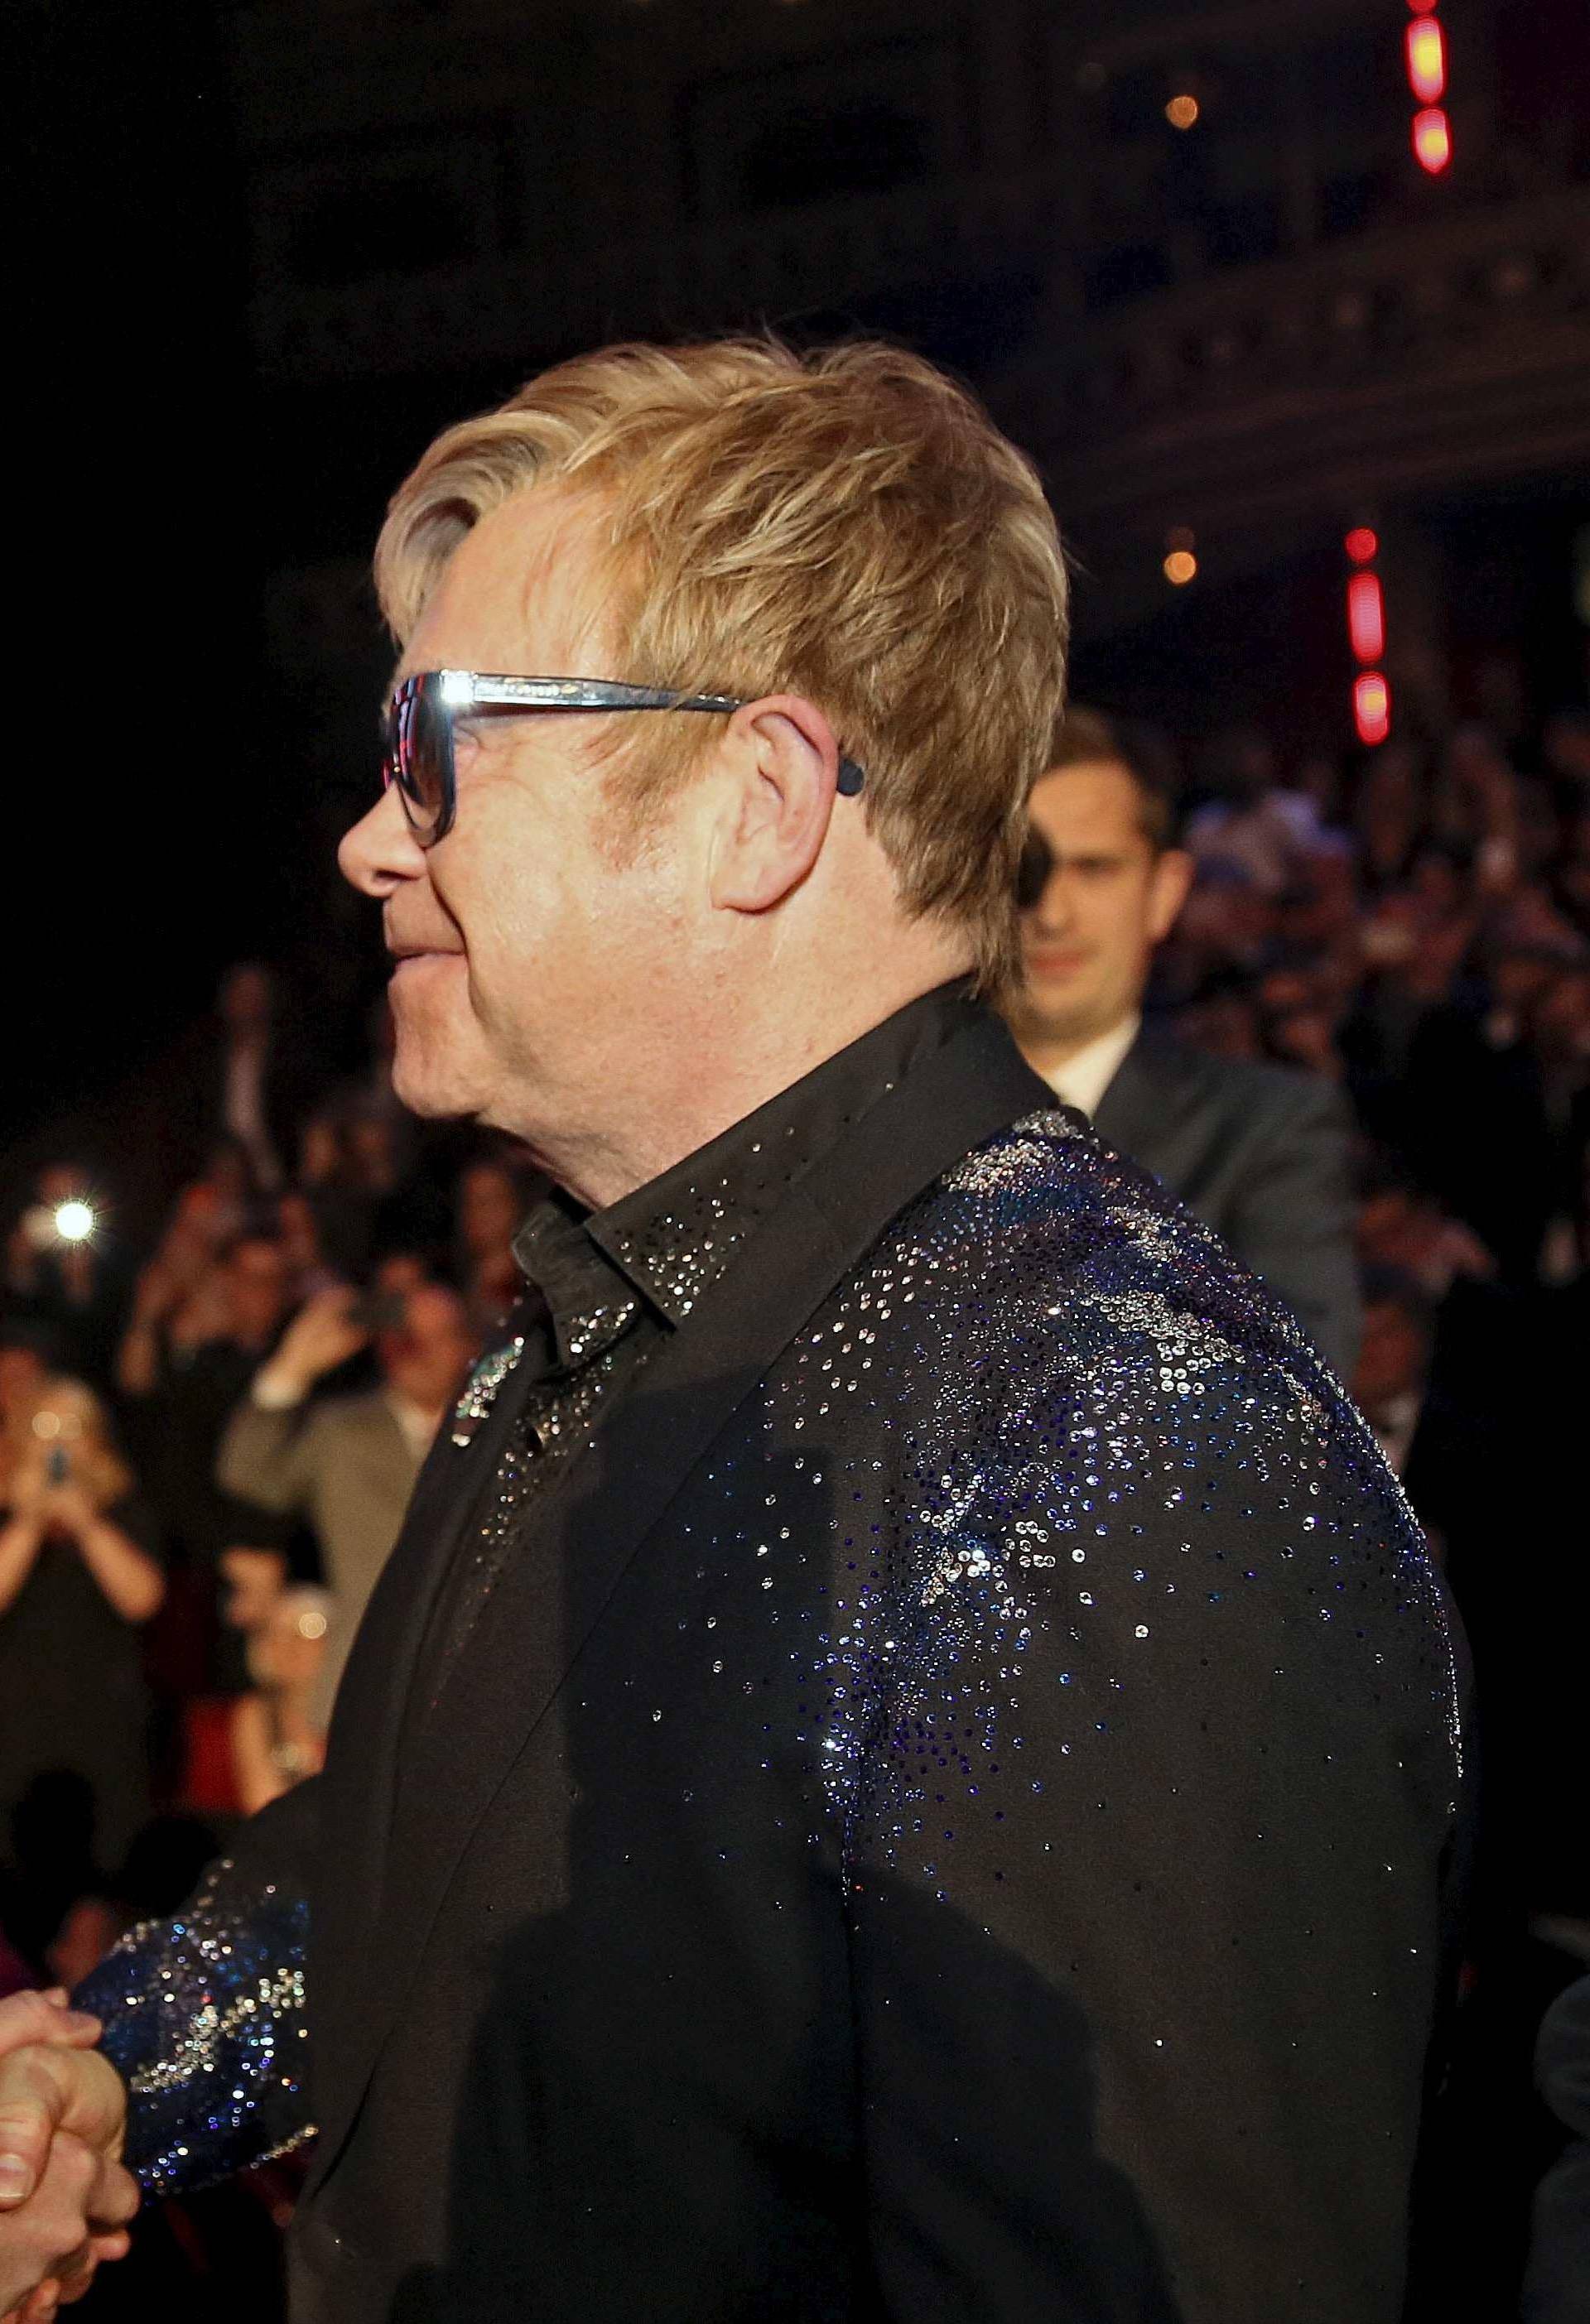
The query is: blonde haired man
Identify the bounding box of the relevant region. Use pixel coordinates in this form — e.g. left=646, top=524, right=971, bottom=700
left=19, top=341, right=1459, bottom=2324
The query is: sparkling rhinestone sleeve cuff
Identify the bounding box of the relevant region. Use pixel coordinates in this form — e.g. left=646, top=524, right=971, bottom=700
left=76, top=1855, right=313, bottom=2196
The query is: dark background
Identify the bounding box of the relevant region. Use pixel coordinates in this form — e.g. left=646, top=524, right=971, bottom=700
left=17, top=2, right=265, bottom=1144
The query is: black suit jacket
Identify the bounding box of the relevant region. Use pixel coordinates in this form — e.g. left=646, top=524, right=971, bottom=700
left=98, top=1013, right=1459, bottom=2324
left=1093, top=1028, right=1361, bottom=1378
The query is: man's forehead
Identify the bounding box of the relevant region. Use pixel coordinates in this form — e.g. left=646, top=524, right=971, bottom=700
left=397, top=485, right=613, bottom=681
left=1030, top=758, right=1146, bottom=845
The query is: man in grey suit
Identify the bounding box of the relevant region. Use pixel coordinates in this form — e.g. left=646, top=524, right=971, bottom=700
left=218, top=1282, right=476, bottom=1727
left=1005, top=707, right=1361, bottom=1375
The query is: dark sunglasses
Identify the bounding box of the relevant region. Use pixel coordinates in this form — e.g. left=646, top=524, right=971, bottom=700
left=380, top=670, right=865, bottom=844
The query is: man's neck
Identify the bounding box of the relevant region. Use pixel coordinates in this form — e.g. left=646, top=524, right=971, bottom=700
left=1015, top=1010, right=1137, bottom=1082
left=388, top=1385, right=446, bottom=1426
left=519, top=957, right=974, bottom=1212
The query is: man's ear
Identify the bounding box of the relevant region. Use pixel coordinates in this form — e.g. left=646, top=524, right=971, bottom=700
left=1147, top=847, right=1195, bottom=943
left=707, top=694, right=843, bottom=915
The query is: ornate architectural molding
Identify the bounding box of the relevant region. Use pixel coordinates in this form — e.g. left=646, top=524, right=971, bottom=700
left=991, top=182, right=1590, bottom=634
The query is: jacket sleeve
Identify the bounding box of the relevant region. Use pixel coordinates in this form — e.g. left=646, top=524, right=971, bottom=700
left=844, top=1323, right=1460, bottom=2324
left=75, top=1778, right=319, bottom=2194
left=1223, top=1075, right=1361, bottom=1379
left=216, top=1393, right=323, bottom=1518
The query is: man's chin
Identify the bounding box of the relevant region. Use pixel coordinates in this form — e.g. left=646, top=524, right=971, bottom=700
left=1014, top=984, right=1098, bottom=1046
left=389, top=1041, right=483, bottom=1124
left=388, top=969, right=486, bottom=1120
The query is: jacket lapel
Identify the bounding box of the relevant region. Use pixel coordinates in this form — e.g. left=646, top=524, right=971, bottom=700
left=310, top=1013, right=1053, bottom=2183
left=1092, top=1026, right=1199, bottom=1176
left=306, top=1323, right=537, bottom=2180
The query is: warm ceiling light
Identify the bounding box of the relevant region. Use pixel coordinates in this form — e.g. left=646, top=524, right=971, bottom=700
left=1345, top=526, right=1379, bottom=565
left=1412, top=106, right=1452, bottom=174
left=1405, top=17, right=1446, bottom=103
left=1164, top=550, right=1197, bottom=585
left=1164, top=94, right=1200, bottom=129
left=1353, top=671, right=1391, bottom=746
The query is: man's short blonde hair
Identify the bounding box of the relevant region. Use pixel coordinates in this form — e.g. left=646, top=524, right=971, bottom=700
left=375, top=338, right=1068, bottom=990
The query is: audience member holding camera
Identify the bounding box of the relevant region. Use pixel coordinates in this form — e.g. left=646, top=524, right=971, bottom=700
left=2, top=1169, right=128, bottom=1394
left=0, top=1376, right=164, bottom=1897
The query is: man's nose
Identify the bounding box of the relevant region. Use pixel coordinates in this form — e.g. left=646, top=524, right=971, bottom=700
left=1031, top=865, right=1077, bottom=934
left=339, top=783, right=429, bottom=897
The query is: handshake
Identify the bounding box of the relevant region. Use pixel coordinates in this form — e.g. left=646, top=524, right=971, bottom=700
left=0, top=1992, right=134, bottom=2322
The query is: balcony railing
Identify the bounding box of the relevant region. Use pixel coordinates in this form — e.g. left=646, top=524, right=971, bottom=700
left=998, top=178, right=1590, bottom=520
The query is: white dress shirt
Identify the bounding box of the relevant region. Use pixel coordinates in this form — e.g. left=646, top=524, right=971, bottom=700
left=385, top=1390, right=442, bottom=1463
left=1037, top=1013, right=1141, bottom=1121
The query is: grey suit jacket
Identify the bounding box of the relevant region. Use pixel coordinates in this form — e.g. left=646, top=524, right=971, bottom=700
left=218, top=1388, right=423, bottom=1728
left=1094, top=1027, right=1361, bottom=1377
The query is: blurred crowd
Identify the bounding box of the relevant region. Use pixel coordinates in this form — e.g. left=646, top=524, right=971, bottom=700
left=1166, top=710, right=1590, bottom=1294
left=0, top=695, right=1585, bottom=2303
left=0, top=970, right=532, bottom=1999
left=1156, top=710, right=1590, bottom=1922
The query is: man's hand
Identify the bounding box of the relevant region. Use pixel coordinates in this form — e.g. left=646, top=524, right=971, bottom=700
left=0, top=2133, right=136, bottom=2322
left=0, top=1996, right=137, bottom=2321
left=257, top=1285, right=369, bottom=1403
left=0, top=1994, right=104, bottom=2154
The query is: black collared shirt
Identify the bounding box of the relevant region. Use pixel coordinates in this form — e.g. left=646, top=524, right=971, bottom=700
left=416, top=979, right=981, bottom=1701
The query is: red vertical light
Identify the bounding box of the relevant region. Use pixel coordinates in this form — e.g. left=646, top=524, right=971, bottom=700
left=1347, top=528, right=1390, bottom=743
left=1354, top=672, right=1391, bottom=747
left=1404, top=17, right=1446, bottom=102
left=1412, top=105, right=1451, bottom=173
left=1347, top=572, right=1385, bottom=663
